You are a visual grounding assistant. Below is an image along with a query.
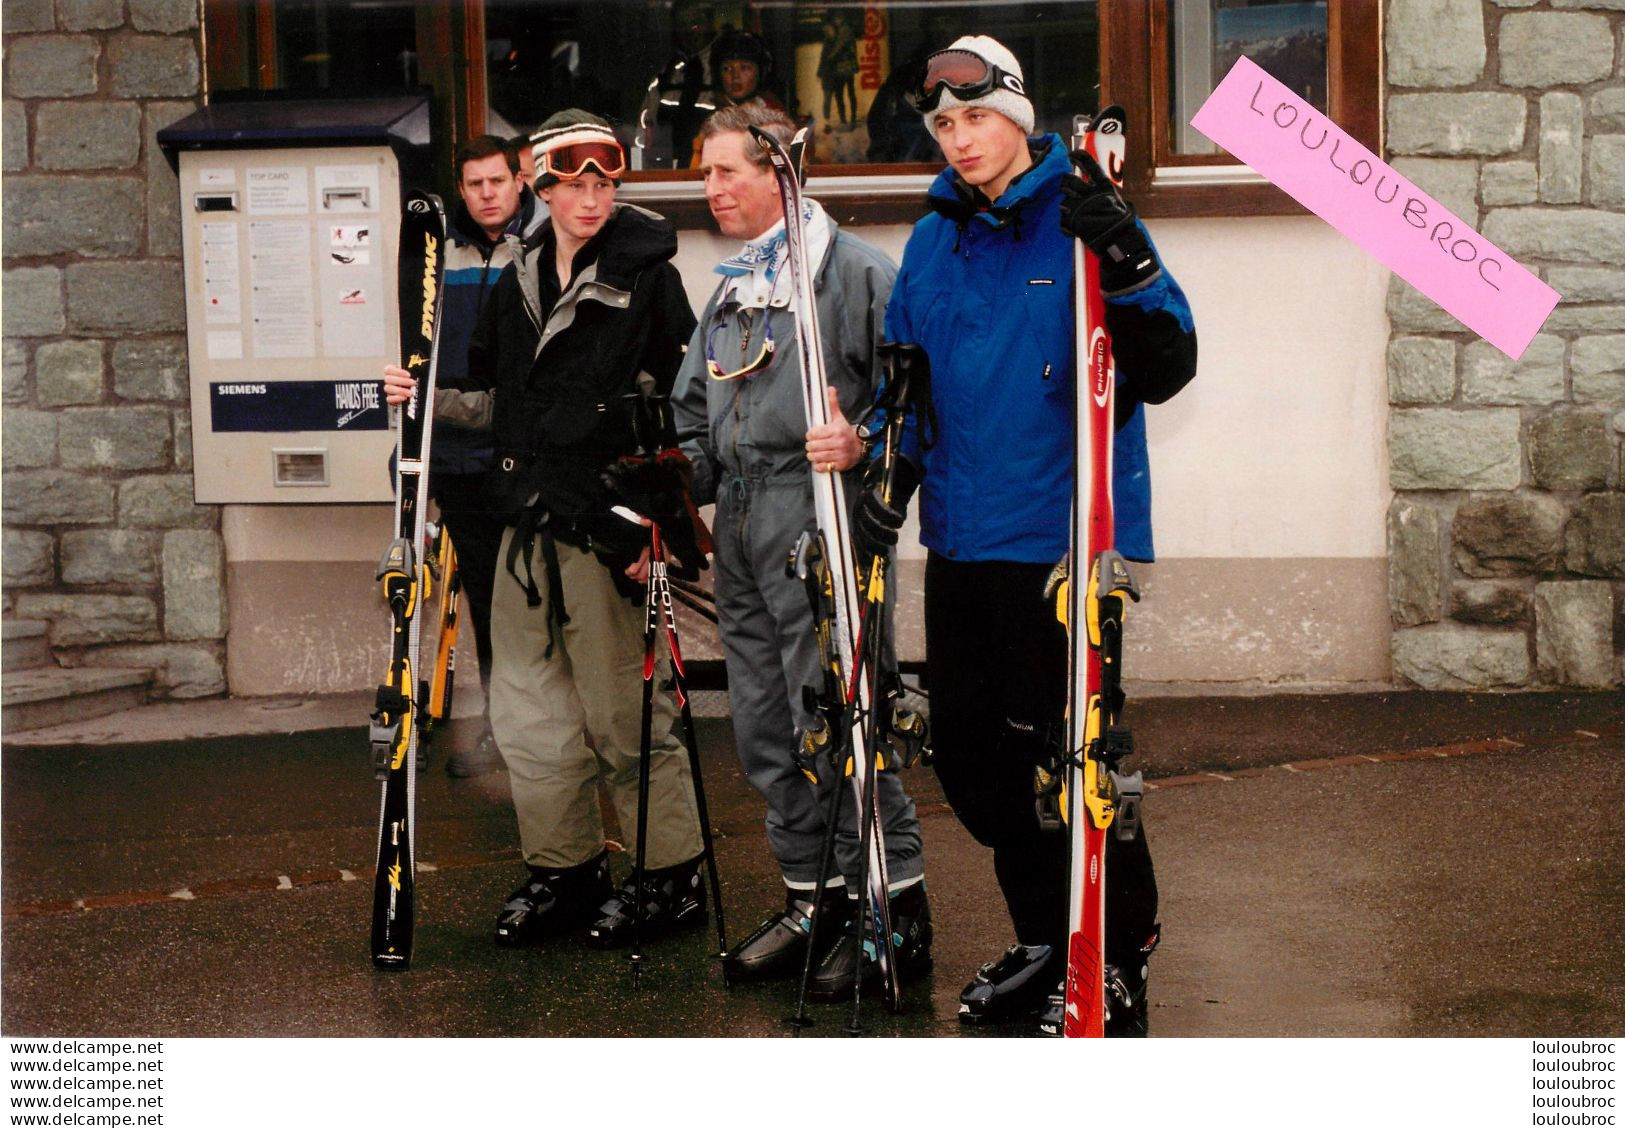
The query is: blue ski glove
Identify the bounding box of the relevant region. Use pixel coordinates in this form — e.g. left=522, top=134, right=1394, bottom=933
left=1059, top=151, right=1161, bottom=296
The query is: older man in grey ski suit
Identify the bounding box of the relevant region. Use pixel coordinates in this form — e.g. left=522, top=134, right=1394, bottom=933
left=672, top=103, right=929, bottom=1002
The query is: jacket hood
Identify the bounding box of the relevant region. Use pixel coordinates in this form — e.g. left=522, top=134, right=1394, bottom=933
left=926, top=132, right=1068, bottom=231
left=554, top=203, right=679, bottom=290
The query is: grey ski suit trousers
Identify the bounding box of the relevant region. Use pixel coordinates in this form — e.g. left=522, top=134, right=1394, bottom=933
left=711, top=472, right=922, bottom=889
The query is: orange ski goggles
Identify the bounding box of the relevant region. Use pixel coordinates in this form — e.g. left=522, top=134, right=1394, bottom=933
left=537, top=139, right=627, bottom=181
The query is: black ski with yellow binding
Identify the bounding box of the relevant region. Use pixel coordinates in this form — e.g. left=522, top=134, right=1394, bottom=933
left=370, top=190, right=447, bottom=970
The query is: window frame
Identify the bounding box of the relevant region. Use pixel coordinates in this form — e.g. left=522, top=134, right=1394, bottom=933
left=201, top=0, right=1381, bottom=223
left=1111, top=0, right=1381, bottom=218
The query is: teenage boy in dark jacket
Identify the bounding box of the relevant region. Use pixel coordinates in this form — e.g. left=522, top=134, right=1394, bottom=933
left=385, top=112, right=708, bottom=950
left=864, top=36, right=1196, bottom=1035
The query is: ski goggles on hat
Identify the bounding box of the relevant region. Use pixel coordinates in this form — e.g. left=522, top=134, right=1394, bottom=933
left=537, top=139, right=627, bottom=180
left=533, top=126, right=629, bottom=181
left=909, top=48, right=1026, bottom=113
left=705, top=315, right=776, bottom=381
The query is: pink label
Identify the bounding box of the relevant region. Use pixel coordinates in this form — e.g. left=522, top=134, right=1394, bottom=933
left=1190, top=56, right=1559, bottom=360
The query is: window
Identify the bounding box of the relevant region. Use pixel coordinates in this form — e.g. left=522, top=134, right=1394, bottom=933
left=201, top=0, right=1379, bottom=220
left=1110, top=0, right=1379, bottom=217
left=273, top=1, right=421, bottom=91
left=481, top=1, right=1100, bottom=173
left=203, top=0, right=422, bottom=92
left=1169, top=1, right=1329, bottom=156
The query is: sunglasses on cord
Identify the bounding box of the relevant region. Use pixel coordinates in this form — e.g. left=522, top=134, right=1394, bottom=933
left=704, top=315, right=776, bottom=381
left=908, top=48, right=1026, bottom=114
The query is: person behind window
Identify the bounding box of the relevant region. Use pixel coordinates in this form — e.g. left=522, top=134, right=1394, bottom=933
left=641, top=1, right=720, bottom=169
left=384, top=111, right=710, bottom=952
left=686, top=30, right=787, bottom=168
left=865, top=35, right=1197, bottom=1036
left=865, top=41, right=938, bottom=163
left=671, top=102, right=931, bottom=1002
left=709, top=28, right=785, bottom=113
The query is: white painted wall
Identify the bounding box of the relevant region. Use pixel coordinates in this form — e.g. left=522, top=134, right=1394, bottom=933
left=1145, top=216, right=1392, bottom=560
left=669, top=210, right=1397, bottom=687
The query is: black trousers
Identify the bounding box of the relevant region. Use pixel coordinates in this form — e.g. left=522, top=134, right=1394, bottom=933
left=431, top=470, right=504, bottom=690
left=924, top=553, right=1158, bottom=967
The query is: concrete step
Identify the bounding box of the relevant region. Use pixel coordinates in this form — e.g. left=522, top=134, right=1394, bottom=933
left=2, top=666, right=153, bottom=735
left=3, top=620, right=53, bottom=674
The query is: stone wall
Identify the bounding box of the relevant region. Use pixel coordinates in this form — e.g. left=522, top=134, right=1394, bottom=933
left=2, top=0, right=223, bottom=696
left=1386, top=0, right=1625, bottom=689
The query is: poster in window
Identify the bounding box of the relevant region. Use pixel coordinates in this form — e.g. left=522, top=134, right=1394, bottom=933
left=791, top=4, right=891, bottom=164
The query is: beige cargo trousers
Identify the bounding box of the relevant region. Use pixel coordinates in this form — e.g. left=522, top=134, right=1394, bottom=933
left=489, top=529, right=702, bottom=872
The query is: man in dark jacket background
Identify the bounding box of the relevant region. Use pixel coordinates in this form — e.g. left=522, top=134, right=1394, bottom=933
left=431, top=134, right=544, bottom=776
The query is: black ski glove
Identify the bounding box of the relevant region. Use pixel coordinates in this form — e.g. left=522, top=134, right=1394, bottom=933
left=852, top=454, right=921, bottom=569
left=1059, top=151, right=1161, bottom=296
left=602, top=448, right=714, bottom=578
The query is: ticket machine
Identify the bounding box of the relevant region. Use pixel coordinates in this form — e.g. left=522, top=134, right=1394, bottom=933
left=159, top=96, right=432, bottom=503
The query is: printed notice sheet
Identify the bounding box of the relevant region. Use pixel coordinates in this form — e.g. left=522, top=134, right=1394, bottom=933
left=248, top=221, right=316, bottom=358
left=246, top=167, right=310, bottom=215
left=200, top=222, right=243, bottom=324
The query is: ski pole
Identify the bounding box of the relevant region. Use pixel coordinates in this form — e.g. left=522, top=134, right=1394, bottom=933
left=666, top=574, right=716, bottom=606
left=854, top=581, right=903, bottom=1021
left=652, top=529, right=730, bottom=982
left=785, top=530, right=849, bottom=1029
left=842, top=342, right=936, bottom=1017
left=628, top=525, right=662, bottom=988
left=666, top=583, right=719, bottom=625
left=789, top=758, right=844, bottom=1030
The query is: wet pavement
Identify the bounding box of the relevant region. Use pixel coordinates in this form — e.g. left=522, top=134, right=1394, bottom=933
left=1, top=688, right=1621, bottom=1038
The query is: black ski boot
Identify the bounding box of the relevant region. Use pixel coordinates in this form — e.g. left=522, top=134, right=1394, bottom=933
left=1037, top=923, right=1161, bottom=1036
left=493, top=850, right=611, bottom=947
left=1035, top=965, right=1149, bottom=1037
left=585, top=855, right=707, bottom=949
left=957, top=942, right=1063, bottom=1025
left=805, top=881, right=932, bottom=1003
left=723, top=883, right=850, bottom=983
left=1104, top=962, right=1150, bottom=1036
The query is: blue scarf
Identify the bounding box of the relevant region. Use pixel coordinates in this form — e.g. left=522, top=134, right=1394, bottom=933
left=714, top=199, right=829, bottom=312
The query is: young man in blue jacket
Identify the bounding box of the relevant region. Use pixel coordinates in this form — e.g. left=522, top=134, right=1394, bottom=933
left=860, top=35, right=1197, bottom=1035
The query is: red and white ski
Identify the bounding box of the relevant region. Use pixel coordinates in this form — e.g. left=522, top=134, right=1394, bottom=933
left=1063, top=106, right=1131, bottom=1037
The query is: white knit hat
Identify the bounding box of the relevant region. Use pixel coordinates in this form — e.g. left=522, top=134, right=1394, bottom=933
left=921, top=35, right=1035, bottom=140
